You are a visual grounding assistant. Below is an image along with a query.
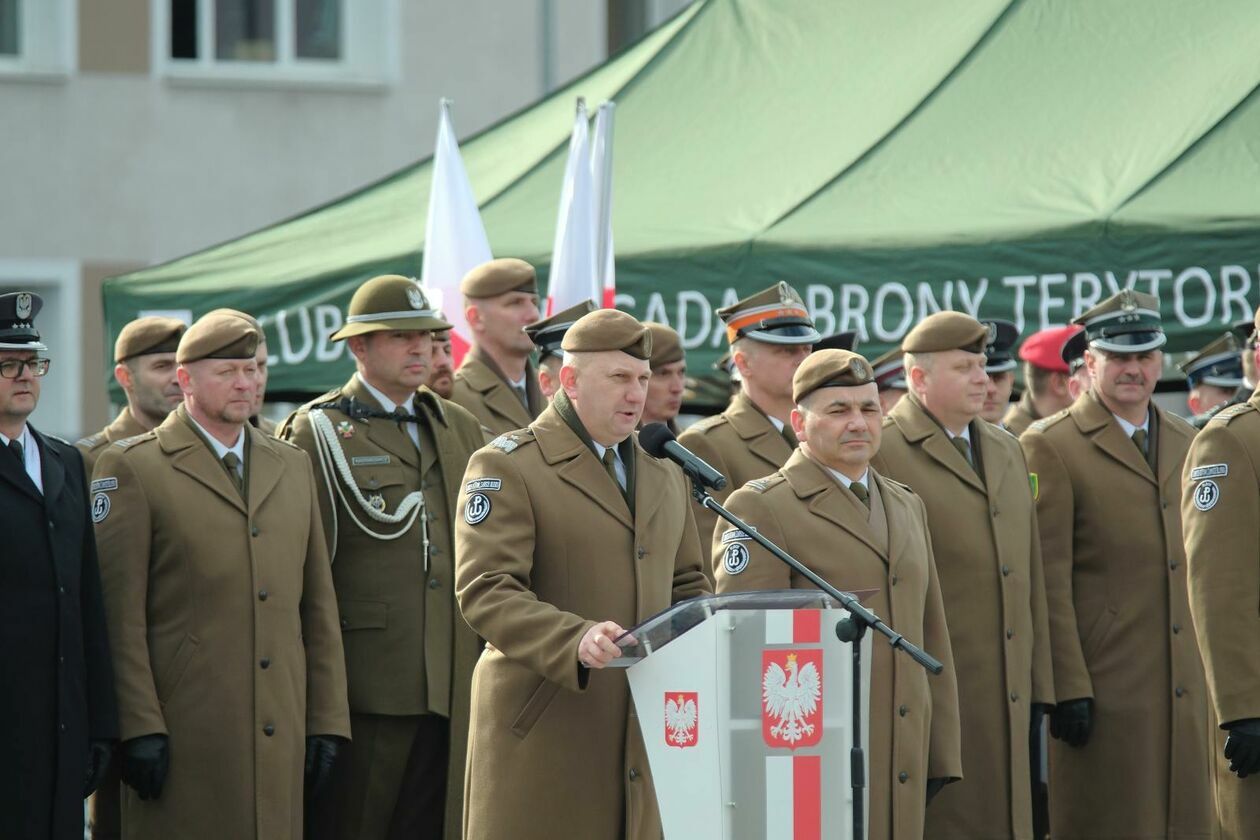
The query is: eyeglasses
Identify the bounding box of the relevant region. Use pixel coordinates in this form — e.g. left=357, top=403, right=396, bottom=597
left=0, top=358, right=51, bottom=379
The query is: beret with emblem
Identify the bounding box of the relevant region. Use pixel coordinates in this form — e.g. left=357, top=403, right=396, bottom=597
left=1073, top=288, right=1165, bottom=353
left=205, top=308, right=264, bottom=335
left=717, top=281, right=821, bottom=346
left=525, top=299, right=596, bottom=360
left=460, top=258, right=538, bottom=299
left=644, top=322, right=684, bottom=369
left=981, top=319, right=1019, bottom=373
left=903, top=311, right=988, bottom=354
left=1019, top=325, right=1081, bottom=374
left=870, top=346, right=907, bottom=391
left=331, top=275, right=450, bottom=341
left=793, top=349, right=875, bottom=404
left=561, top=309, right=652, bottom=360
left=0, top=291, right=47, bottom=351
left=814, top=331, right=859, bottom=354
left=1179, top=332, right=1244, bottom=388
left=114, top=316, right=187, bottom=362
left=177, top=311, right=261, bottom=364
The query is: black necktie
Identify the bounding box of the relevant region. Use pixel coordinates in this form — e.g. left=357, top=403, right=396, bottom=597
left=7, top=438, right=22, bottom=465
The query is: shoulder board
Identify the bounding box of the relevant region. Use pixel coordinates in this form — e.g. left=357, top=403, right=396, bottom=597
left=75, top=431, right=107, bottom=449
left=303, top=389, right=345, bottom=412
left=746, top=473, right=786, bottom=493
left=112, top=431, right=156, bottom=450
left=267, top=435, right=302, bottom=451
left=1028, top=409, right=1070, bottom=434
left=881, top=476, right=913, bottom=494
left=687, top=413, right=728, bottom=433
left=43, top=432, right=72, bottom=446
left=1209, top=402, right=1256, bottom=425
left=487, top=429, right=536, bottom=454
left=1160, top=409, right=1197, bottom=434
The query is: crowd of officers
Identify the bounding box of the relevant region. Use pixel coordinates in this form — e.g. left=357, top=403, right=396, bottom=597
left=0, top=261, right=1257, bottom=840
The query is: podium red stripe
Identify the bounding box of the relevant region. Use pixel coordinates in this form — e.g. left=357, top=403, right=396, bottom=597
left=793, top=609, right=820, bottom=643
left=793, top=754, right=821, bottom=839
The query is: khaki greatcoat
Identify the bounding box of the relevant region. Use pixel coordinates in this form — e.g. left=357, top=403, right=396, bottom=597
left=454, top=405, right=711, bottom=840
left=449, top=346, right=544, bottom=437
left=1020, top=391, right=1214, bottom=839
left=278, top=376, right=485, bottom=839
left=92, top=406, right=350, bottom=840
left=677, top=390, right=796, bottom=576
left=1181, top=393, right=1260, bottom=839
left=872, top=397, right=1054, bottom=840
left=713, top=451, right=962, bottom=840
left=75, top=407, right=148, bottom=475
left=1002, top=391, right=1041, bottom=438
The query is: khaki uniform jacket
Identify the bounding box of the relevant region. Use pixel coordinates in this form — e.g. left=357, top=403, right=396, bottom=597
left=75, top=407, right=148, bottom=474
left=677, top=390, right=796, bottom=575
left=449, top=347, right=543, bottom=437
left=1181, top=393, right=1260, bottom=839
left=873, top=397, right=1054, bottom=840
left=454, top=405, right=711, bottom=840
left=1021, top=391, right=1214, bottom=839
left=278, top=376, right=485, bottom=840
left=92, top=406, right=350, bottom=840
left=1003, top=391, right=1041, bottom=438
left=713, top=451, right=962, bottom=840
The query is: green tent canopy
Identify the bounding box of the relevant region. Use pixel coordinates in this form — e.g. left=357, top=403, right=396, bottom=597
left=104, top=0, right=1260, bottom=404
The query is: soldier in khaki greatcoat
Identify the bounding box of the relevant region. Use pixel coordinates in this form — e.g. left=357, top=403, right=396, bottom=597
left=714, top=349, right=961, bottom=840
left=92, top=311, right=350, bottom=840
left=640, top=322, right=686, bottom=432
left=677, top=282, right=819, bottom=569
left=1001, top=325, right=1082, bottom=438
left=871, top=312, right=1054, bottom=840
left=1181, top=306, right=1260, bottom=840
left=76, top=316, right=186, bottom=475
left=524, top=299, right=596, bottom=402
left=278, top=276, right=484, bottom=840
left=450, top=258, right=545, bottom=435
left=455, top=309, right=710, bottom=840
left=1021, top=290, right=1215, bottom=839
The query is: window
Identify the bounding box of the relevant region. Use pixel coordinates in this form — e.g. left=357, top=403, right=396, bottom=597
left=157, top=0, right=391, bottom=87
left=0, top=0, right=74, bottom=77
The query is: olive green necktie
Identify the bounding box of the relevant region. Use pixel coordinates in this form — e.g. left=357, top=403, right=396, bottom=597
left=1131, top=429, right=1148, bottom=456
left=222, top=451, right=244, bottom=495
left=849, top=481, right=870, bottom=510
left=602, top=447, right=624, bottom=491
left=952, top=436, right=974, bottom=469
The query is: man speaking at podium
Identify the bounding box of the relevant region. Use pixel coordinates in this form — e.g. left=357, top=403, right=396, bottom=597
left=455, top=309, right=710, bottom=840
left=713, top=349, right=961, bottom=839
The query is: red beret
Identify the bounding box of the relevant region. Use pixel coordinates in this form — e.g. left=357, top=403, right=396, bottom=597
left=1017, top=325, right=1082, bottom=373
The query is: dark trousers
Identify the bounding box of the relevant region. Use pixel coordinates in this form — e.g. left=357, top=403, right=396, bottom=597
left=306, top=713, right=449, bottom=840
left=88, top=765, right=121, bottom=840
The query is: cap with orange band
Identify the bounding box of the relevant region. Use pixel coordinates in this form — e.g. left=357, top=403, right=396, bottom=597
left=717, top=282, right=820, bottom=346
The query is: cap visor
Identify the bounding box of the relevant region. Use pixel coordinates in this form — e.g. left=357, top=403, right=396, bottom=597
left=1089, top=331, right=1166, bottom=353
left=741, top=324, right=822, bottom=345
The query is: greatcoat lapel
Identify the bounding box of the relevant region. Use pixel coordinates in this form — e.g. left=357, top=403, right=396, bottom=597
left=343, top=376, right=421, bottom=470
left=891, top=398, right=987, bottom=495
left=1074, top=391, right=1156, bottom=485
left=783, top=451, right=887, bottom=562
left=976, top=421, right=1011, bottom=499
left=876, top=470, right=914, bottom=580
left=245, top=428, right=285, bottom=517
left=0, top=435, right=40, bottom=501
left=534, top=407, right=633, bottom=531
left=34, top=429, right=64, bottom=505
left=459, top=348, right=534, bottom=430
left=159, top=407, right=248, bottom=515
left=727, top=392, right=794, bottom=471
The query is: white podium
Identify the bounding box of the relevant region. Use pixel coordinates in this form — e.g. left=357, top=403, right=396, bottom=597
left=611, top=591, right=872, bottom=840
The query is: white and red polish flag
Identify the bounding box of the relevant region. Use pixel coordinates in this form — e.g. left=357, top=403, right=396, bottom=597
left=763, top=610, right=824, bottom=840
left=421, top=98, right=493, bottom=367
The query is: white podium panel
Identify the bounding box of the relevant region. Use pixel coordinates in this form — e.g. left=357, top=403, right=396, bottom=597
left=618, top=592, right=871, bottom=840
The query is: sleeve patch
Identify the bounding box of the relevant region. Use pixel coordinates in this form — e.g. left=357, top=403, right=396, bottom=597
left=1190, top=464, right=1228, bottom=480
left=1028, top=472, right=1038, bottom=501
left=723, top=543, right=750, bottom=575
left=721, top=528, right=751, bottom=544
left=466, top=478, right=502, bottom=493
left=91, top=492, right=111, bottom=523
left=90, top=477, right=118, bottom=493
left=351, top=455, right=391, bottom=466
left=1192, top=479, right=1220, bottom=511
left=464, top=492, right=492, bottom=525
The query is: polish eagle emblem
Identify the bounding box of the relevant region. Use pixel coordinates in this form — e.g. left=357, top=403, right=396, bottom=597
left=762, top=650, right=823, bottom=748
left=664, top=692, right=698, bottom=748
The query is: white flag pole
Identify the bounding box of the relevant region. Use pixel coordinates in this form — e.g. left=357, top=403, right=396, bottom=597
left=591, top=102, right=616, bottom=308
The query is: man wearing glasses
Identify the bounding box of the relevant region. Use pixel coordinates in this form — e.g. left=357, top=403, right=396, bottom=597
left=0, top=291, right=117, bottom=840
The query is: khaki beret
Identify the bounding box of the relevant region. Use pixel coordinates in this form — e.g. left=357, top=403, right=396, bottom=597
left=525, top=300, right=597, bottom=360
left=645, top=322, right=684, bottom=369
left=460, top=258, right=538, bottom=299
left=205, top=308, right=264, bottom=336
left=793, top=349, right=875, bottom=404
left=330, top=275, right=450, bottom=341
left=114, top=316, right=187, bottom=362
left=561, top=309, right=652, bottom=360
left=177, top=311, right=261, bottom=364
left=902, top=311, right=988, bottom=354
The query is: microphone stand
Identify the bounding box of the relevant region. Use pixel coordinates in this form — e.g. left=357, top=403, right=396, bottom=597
left=684, top=469, right=943, bottom=840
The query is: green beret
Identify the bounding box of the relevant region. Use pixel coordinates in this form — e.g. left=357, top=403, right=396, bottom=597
left=460, top=258, right=538, bottom=299
left=177, top=311, right=260, bottom=364
left=561, top=309, right=652, bottom=360
left=902, top=311, right=988, bottom=354
left=330, top=275, right=450, bottom=341
left=114, top=316, right=187, bottom=362
left=525, top=300, right=596, bottom=360
left=645, top=322, right=684, bottom=369
left=793, top=349, right=875, bottom=404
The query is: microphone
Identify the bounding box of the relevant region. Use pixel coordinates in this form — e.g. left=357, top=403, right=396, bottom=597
left=639, top=423, right=727, bottom=491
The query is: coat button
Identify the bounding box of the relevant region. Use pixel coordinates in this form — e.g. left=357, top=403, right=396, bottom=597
left=1161, top=499, right=1168, bottom=510
left=1170, top=562, right=1179, bottom=571
left=1001, top=564, right=1011, bottom=576
left=258, top=590, right=268, bottom=601
left=890, top=575, right=898, bottom=586
left=428, top=579, right=441, bottom=590
left=263, top=724, right=275, bottom=736
left=637, top=547, right=646, bottom=559
left=898, top=705, right=908, bottom=717
left=58, top=585, right=65, bottom=594
left=1172, top=623, right=1180, bottom=634
left=1006, top=628, right=1014, bottom=640
left=251, top=526, right=260, bottom=537
left=1175, top=687, right=1185, bottom=698
left=260, top=658, right=270, bottom=669
left=629, top=768, right=640, bottom=781
left=898, top=771, right=908, bottom=783
left=1010, top=691, right=1019, bottom=702
left=340, top=618, right=349, bottom=629
left=59, top=723, right=67, bottom=732
left=991, top=507, right=999, bottom=517
left=48, top=519, right=56, bottom=530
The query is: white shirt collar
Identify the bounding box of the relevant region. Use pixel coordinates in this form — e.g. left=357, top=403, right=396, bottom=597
left=826, top=465, right=869, bottom=492
left=357, top=373, right=415, bottom=416
left=767, top=415, right=785, bottom=433
left=1112, top=409, right=1150, bottom=438
left=186, top=412, right=245, bottom=464
left=0, top=425, right=29, bottom=448
left=0, top=425, right=41, bottom=492
left=945, top=424, right=972, bottom=443
left=510, top=374, right=527, bottom=392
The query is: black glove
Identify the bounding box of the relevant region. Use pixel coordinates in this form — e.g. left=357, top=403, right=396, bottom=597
left=83, top=739, right=113, bottom=798
left=1049, top=698, right=1093, bottom=748
left=121, top=734, right=170, bottom=801
left=304, top=735, right=344, bottom=799
left=1223, top=719, right=1260, bottom=778
left=925, top=777, right=948, bottom=805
